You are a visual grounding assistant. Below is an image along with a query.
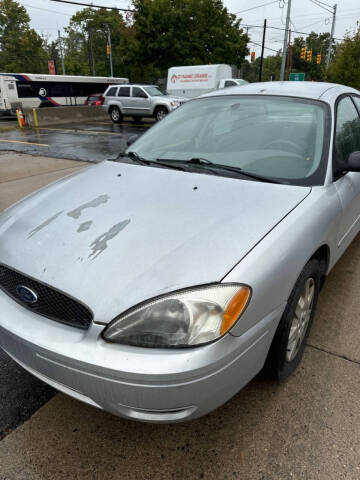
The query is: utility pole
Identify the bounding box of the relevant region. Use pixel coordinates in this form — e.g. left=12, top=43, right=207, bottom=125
left=280, top=0, right=292, bottom=81
left=326, top=3, right=337, bottom=70
left=107, top=27, right=113, bottom=78
left=258, top=19, right=267, bottom=82
left=285, top=29, right=292, bottom=81
left=58, top=30, right=66, bottom=75
left=88, top=28, right=95, bottom=76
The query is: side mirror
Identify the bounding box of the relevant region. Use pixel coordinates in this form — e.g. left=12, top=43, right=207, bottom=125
left=347, top=151, right=360, bottom=172
left=127, top=134, right=139, bottom=146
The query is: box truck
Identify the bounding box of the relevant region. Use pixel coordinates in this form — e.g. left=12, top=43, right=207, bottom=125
left=166, top=64, right=247, bottom=99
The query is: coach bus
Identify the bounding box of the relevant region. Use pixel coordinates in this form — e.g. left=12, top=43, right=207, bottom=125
left=0, top=73, right=129, bottom=114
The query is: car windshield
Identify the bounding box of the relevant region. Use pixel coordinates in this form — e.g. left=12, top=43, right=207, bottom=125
left=127, top=95, right=328, bottom=185
left=144, top=86, right=164, bottom=96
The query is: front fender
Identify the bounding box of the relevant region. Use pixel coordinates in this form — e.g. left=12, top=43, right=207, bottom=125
left=223, top=185, right=343, bottom=337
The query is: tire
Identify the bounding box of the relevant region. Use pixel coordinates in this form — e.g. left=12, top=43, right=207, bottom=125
left=154, top=107, right=168, bottom=122
left=132, top=116, right=143, bottom=123
left=265, top=259, right=320, bottom=380
left=110, top=106, right=122, bottom=124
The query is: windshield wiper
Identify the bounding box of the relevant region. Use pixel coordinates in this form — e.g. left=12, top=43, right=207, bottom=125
left=156, top=157, right=283, bottom=184
left=119, top=152, right=186, bottom=171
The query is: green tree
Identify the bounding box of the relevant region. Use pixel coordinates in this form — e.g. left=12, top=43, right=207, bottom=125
left=328, top=25, right=360, bottom=89
left=64, top=7, right=132, bottom=77
left=0, top=0, right=48, bottom=73
left=130, top=0, right=249, bottom=82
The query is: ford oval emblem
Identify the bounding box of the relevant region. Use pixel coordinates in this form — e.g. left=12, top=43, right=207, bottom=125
left=16, top=285, right=38, bottom=304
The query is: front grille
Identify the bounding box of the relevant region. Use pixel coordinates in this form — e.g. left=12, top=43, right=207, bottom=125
left=0, top=264, right=93, bottom=329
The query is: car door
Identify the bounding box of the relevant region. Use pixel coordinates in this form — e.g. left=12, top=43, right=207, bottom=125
left=333, top=94, right=360, bottom=251
left=117, top=86, right=132, bottom=114
left=130, top=87, right=151, bottom=116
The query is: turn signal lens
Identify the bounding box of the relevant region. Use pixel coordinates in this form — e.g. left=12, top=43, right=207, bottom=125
left=221, top=288, right=250, bottom=335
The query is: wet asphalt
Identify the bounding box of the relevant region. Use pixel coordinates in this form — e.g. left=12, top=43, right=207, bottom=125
left=0, top=119, right=153, bottom=163
left=0, top=349, right=56, bottom=440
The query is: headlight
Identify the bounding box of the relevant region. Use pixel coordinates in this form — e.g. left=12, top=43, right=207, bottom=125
left=170, top=101, right=180, bottom=107
left=102, top=284, right=251, bottom=348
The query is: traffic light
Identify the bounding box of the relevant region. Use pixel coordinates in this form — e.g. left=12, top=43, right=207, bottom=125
left=106, top=44, right=110, bottom=55
left=251, top=51, right=255, bottom=63
left=316, top=53, right=321, bottom=64
left=300, top=47, right=306, bottom=60
left=306, top=50, right=312, bottom=62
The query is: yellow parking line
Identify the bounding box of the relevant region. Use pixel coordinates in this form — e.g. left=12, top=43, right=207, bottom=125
left=0, top=139, right=48, bottom=147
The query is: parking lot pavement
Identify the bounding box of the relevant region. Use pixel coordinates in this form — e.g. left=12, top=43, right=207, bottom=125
left=0, top=118, right=153, bottom=163
left=1, top=152, right=360, bottom=479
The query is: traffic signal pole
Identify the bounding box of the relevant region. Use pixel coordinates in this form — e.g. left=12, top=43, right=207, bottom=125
left=258, top=19, right=267, bottom=82
left=280, top=0, right=292, bottom=81
left=326, top=4, right=337, bottom=70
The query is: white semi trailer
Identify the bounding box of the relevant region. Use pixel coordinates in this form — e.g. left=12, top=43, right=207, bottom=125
left=166, top=64, right=247, bottom=99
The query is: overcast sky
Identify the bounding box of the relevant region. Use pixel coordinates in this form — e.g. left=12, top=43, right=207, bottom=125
left=18, top=0, right=360, bottom=59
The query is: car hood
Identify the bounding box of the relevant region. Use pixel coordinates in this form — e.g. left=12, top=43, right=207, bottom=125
left=0, top=162, right=310, bottom=324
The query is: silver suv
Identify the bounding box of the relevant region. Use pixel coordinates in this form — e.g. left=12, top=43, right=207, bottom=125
left=103, top=84, right=183, bottom=123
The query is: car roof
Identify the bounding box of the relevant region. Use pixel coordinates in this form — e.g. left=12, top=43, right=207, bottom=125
left=107, top=84, right=156, bottom=88
left=203, top=81, right=359, bottom=102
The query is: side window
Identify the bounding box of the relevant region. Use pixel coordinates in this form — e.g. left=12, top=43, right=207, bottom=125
left=335, top=96, right=360, bottom=164
left=352, top=96, right=360, bottom=114
left=106, top=86, right=118, bottom=97
left=224, top=80, right=237, bottom=88
left=132, top=87, right=147, bottom=98
left=118, top=86, right=130, bottom=97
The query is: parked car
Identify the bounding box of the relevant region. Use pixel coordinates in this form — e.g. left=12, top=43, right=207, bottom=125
left=84, top=93, right=104, bottom=106
left=167, top=64, right=248, bottom=99
left=103, top=84, right=185, bottom=123
left=1, top=82, right=360, bottom=423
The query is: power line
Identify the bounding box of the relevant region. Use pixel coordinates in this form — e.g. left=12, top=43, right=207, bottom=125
left=22, top=3, right=72, bottom=16
left=49, top=0, right=134, bottom=12
left=249, top=40, right=279, bottom=53
left=241, top=23, right=344, bottom=41
left=235, top=1, right=278, bottom=15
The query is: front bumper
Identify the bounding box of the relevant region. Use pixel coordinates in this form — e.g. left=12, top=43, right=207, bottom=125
left=0, top=289, right=283, bottom=423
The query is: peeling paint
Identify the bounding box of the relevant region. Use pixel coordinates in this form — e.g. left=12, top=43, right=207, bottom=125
left=88, top=220, right=130, bottom=260
left=27, top=211, right=64, bottom=238
left=67, top=194, right=109, bottom=219
left=77, top=220, right=93, bottom=233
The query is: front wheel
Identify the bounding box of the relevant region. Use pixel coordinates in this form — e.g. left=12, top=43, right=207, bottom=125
left=265, top=259, right=320, bottom=380
left=154, top=107, right=168, bottom=122
left=110, top=106, right=122, bottom=124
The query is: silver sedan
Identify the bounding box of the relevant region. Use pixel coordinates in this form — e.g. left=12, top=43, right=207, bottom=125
left=1, top=82, right=360, bottom=423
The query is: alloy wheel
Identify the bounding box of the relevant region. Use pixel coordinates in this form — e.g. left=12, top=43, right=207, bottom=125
left=286, top=277, right=315, bottom=362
